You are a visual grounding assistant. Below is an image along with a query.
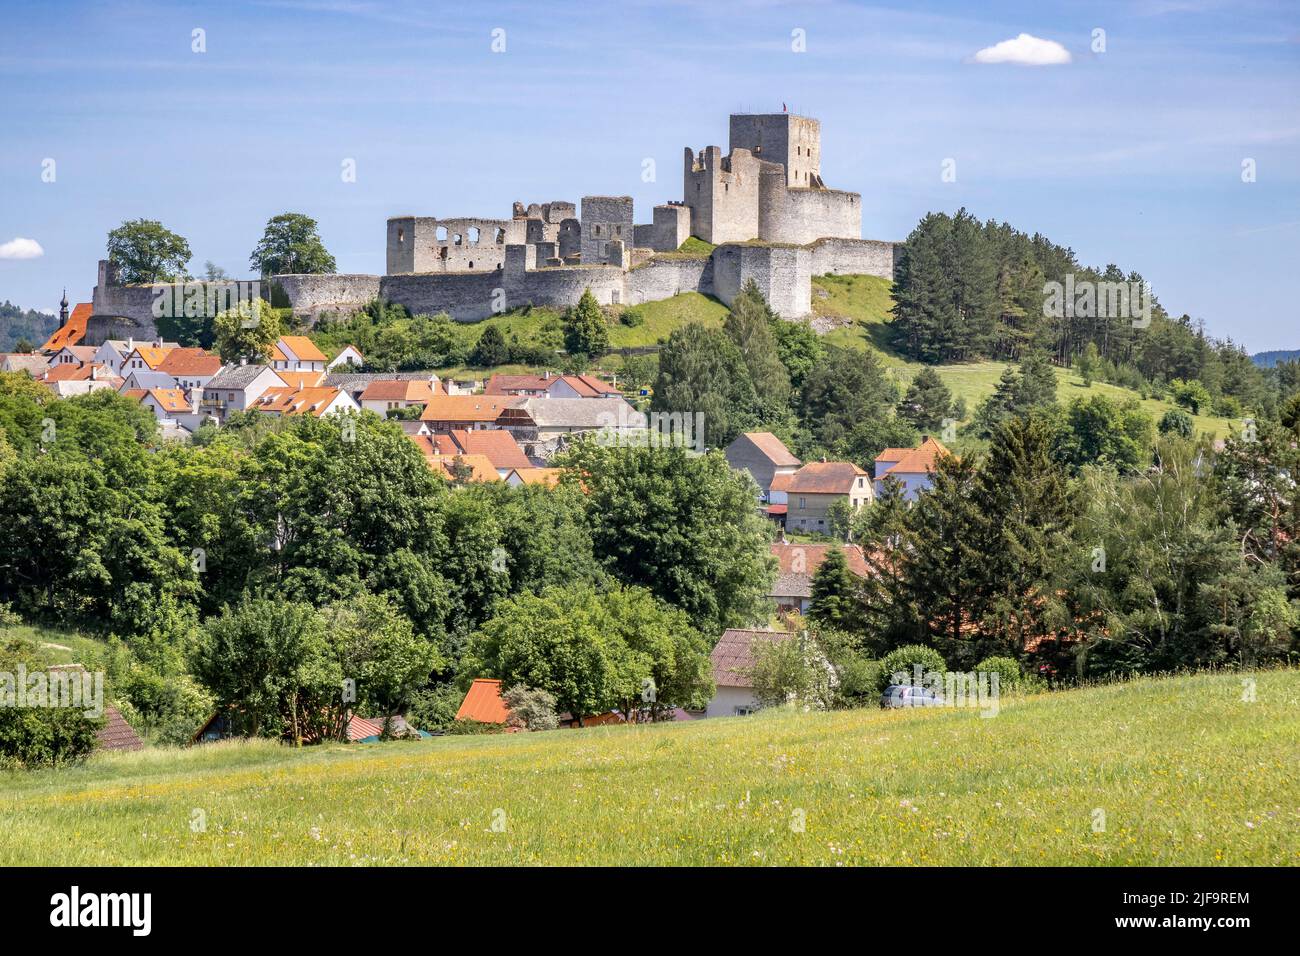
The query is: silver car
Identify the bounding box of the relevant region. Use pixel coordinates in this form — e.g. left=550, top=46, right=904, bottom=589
left=880, top=684, right=945, bottom=708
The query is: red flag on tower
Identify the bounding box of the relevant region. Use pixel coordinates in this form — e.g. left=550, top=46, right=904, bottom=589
left=782, top=102, right=787, bottom=112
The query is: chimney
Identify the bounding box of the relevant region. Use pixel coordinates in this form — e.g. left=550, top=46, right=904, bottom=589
left=127, top=336, right=134, bottom=351
left=239, top=357, right=247, bottom=366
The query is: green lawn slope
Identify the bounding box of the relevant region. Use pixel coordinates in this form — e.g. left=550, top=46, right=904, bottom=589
left=2, top=670, right=1293, bottom=865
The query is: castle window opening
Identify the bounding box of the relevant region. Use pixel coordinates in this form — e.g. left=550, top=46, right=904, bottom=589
left=468, top=226, right=480, bottom=244
left=436, top=225, right=448, bottom=242
left=495, top=228, right=506, bottom=243
left=468, top=261, right=474, bottom=269
left=397, top=228, right=404, bottom=244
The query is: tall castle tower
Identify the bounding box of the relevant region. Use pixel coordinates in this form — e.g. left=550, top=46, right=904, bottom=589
left=728, top=113, right=824, bottom=188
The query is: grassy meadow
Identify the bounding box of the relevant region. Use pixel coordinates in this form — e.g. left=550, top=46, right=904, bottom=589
left=2, top=670, right=1294, bottom=866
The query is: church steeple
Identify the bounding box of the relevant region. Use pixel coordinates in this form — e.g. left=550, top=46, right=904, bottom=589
left=59, top=289, right=69, bottom=324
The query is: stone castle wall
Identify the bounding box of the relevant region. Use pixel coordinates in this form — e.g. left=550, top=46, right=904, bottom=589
left=757, top=164, right=861, bottom=245
left=808, top=238, right=900, bottom=279
left=711, top=244, right=811, bottom=319
left=580, top=196, right=634, bottom=265
left=272, top=274, right=382, bottom=317
left=386, top=216, right=525, bottom=274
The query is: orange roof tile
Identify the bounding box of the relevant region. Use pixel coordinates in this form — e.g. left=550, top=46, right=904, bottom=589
left=507, top=467, right=564, bottom=487
left=157, top=347, right=221, bottom=377
left=145, top=388, right=192, bottom=413
left=876, top=436, right=950, bottom=476
left=446, top=428, right=530, bottom=470
left=419, top=395, right=522, bottom=423
left=553, top=374, right=620, bottom=397
left=360, top=379, right=437, bottom=403
left=254, top=386, right=347, bottom=417
left=785, top=460, right=870, bottom=494
left=484, top=373, right=552, bottom=395
left=275, top=370, right=326, bottom=390
left=277, top=335, right=327, bottom=363
left=455, top=679, right=511, bottom=723
left=41, top=303, right=92, bottom=351
left=128, top=345, right=175, bottom=369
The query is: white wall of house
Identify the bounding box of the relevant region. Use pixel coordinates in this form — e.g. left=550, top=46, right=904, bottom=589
left=874, top=472, right=932, bottom=501
left=705, top=685, right=761, bottom=719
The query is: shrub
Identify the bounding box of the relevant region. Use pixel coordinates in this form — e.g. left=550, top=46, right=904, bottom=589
left=502, top=684, right=559, bottom=731
left=406, top=684, right=464, bottom=732
left=0, top=602, right=20, bottom=628
left=974, top=655, right=1025, bottom=691
left=445, top=717, right=505, bottom=735
left=0, top=708, right=104, bottom=770
left=619, top=308, right=644, bottom=328
left=876, top=644, right=947, bottom=695
left=1158, top=408, right=1194, bottom=438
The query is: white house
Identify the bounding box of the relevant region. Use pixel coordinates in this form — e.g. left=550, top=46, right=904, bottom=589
left=705, top=628, right=796, bottom=718
left=270, top=336, right=327, bottom=374
left=358, top=379, right=438, bottom=416
left=156, top=348, right=223, bottom=393
left=252, top=384, right=360, bottom=418
left=327, top=345, right=366, bottom=369
left=873, top=436, right=950, bottom=501
left=200, top=364, right=286, bottom=423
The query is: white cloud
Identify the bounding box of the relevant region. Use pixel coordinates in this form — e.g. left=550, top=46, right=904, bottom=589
left=973, top=34, right=1072, bottom=66
left=0, top=237, right=44, bottom=260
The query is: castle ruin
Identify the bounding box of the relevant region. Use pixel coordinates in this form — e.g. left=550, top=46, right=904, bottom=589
left=82, top=112, right=901, bottom=345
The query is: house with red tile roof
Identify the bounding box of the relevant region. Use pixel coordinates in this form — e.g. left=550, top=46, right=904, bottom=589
left=484, top=372, right=556, bottom=396
left=156, top=348, right=222, bottom=392
left=544, top=373, right=621, bottom=399
left=40, top=302, right=92, bottom=353
left=873, top=435, right=950, bottom=500
left=359, top=379, right=438, bottom=415
left=253, top=384, right=359, bottom=418
left=774, top=460, right=872, bottom=533
left=419, top=394, right=522, bottom=430
left=504, top=466, right=565, bottom=488
left=725, top=431, right=801, bottom=503
left=269, top=336, right=328, bottom=373
left=705, top=628, right=796, bottom=718
left=769, top=541, right=871, bottom=613
left=425, top=428, right=531, bottom=475
left=126, top=387, right=195, bottom=421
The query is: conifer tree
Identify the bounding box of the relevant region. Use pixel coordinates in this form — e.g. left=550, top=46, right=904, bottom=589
left=898, top=366, right=954, bottom=432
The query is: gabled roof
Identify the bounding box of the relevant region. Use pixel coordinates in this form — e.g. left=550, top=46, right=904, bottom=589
left=42, top=361, right=111, bottom=382
left=144, top=388, right=192, bottom=413
left=1, top=354, right=51, bottom=374
left=120, top=369, right=180, bottom=390
left=206, top=364, right=283, bottom=390
left=782, top=460, right=869, bottom=494
left=419, top=395, right=522, bottom=423
left=506, top=467, right=565, bottom=487
left=445, top=428, right=531, bottom=470
left=41, top=303, right=92, bottom=352
left=127, top=344, right=176, bottom=369
left=407, top=437, right=501, bottom=482
left=360, top=379, right=437, bottom=403
left=736, top=431, right=801, bottom=467
left=275, top=370, right=327, bottom=390
left=484, top=373, right=553, bottom=395
left=770, top=542, right=870, bottom=599
left=272, top=335, right=327, bottom=363
left=455, top=679, right=512, bottom=723
left=515, top=396, right=644, bottom=429
left=710, top=629, right=794, bottom=689
left=876, top=436, right=950, bottom=476
left=55, top=345, right=98, bottom=363
left=255, top=385, right=349, bottom=417
left=157, top=347, right=222, bottom=377
left=551, top=374, right=620, bottom=397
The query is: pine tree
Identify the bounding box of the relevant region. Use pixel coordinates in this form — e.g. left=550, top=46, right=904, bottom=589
left=809, top=547, right=861, bottom=634
left=471, top=325, right=508, bottom=366
left=563, top=289, right=609, bottom=357
left=898, top=366, right=953, bottom=432
left=724, top=280, right=791, bottom=416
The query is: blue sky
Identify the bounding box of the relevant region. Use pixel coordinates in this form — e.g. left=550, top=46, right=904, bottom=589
left=1, top=0, right=1297, bottom=349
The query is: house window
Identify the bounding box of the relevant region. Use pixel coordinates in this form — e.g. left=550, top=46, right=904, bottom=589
left=798, top=496, right=806, bottom=509
left=734, top=706, right=755, bottom=716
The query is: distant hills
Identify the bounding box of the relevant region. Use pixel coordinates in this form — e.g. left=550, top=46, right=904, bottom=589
left=0, top=301, right=58, bottom=352
left=1251, top=350, right=1300, bottom=368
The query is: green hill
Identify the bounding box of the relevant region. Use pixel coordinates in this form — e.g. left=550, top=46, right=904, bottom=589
left=1, top=670, right=1293, bottom=865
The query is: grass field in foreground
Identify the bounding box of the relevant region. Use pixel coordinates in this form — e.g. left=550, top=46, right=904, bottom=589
left=1, top=671, right=1295, bottom=866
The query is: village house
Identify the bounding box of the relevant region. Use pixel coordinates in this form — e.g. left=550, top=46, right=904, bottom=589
left=484, top=373, right=556, bottom=397
left=706, top=628, right=796, bottom=718
left=873, top=436, right=950, bottom=501
left=724, top=432, right=801, bottom=517
left=326, top=370, right=443, bottom=405
left=769, top=541, right=871, bottom=613
left=327, top=344, right=366, bottom=369
left=199, top=364, right=287, bottom=423
left=1, top=353, right=51, bottom=375
left=544, top=373, right=621, bottom=399
left=359, top=379, right=439, bottom=416
left=122, top=343, right=179, bottom=374
left=504, top=467, right=565, bottom=488
left=50, top=344, right=97, bottom=368
left=419, top=395, right=523, bottom=431
left=417, top=428, right=531, bottom=476
left=269, top=335, right=328, bottom=374
left=154, top=348, right=222, bottom=393
left=773, top=460, right=873, bottom=532
left=118, top=368, right=180, bottom=392
left=496, top=396, right=646, bottom=458
left=253, top=384, right=360, bottom=418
